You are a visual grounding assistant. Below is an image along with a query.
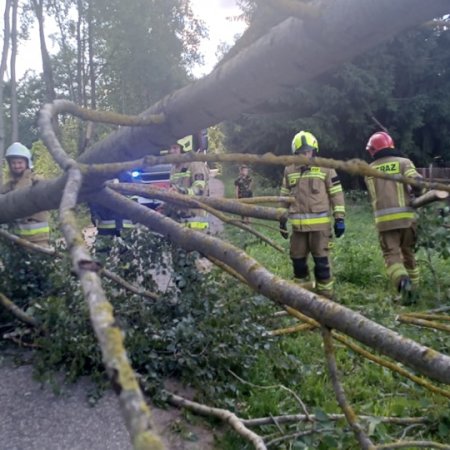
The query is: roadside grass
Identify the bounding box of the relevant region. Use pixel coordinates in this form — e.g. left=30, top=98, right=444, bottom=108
left=219, top=188, right=450, bottom=449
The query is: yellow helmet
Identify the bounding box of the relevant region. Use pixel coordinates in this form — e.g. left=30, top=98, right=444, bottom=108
left=291, top=131, right=319, bottom=154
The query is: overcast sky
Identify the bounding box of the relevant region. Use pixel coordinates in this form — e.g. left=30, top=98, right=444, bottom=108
left=13, top=0, right=247, bottom=79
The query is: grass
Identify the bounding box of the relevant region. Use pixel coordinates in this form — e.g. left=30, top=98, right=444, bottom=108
left=217, top=185, right=450, bottom=449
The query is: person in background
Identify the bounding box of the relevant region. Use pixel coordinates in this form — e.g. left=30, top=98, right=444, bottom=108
left=1, top=142, right=50, bottom=248
left=280, top=131, right=345, bottom=299
left=234, top=164, right=253, bottom=224
left=364, top=131, right=423, bottom=304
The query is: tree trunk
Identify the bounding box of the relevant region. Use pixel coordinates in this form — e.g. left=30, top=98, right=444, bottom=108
left=31, top=0, right=56, bottom=103
left=51, top=0, right=76, bottom=101
left=9, top=0, right=18, bottom=142
left=0, top=0, right=12, bottom=188
left=76, top=0, right=85, bottom=153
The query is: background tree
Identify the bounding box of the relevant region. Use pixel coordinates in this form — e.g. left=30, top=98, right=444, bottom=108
left=0, top=0, right=12, bottom=187
left=10, top=0, right=19, bottom=142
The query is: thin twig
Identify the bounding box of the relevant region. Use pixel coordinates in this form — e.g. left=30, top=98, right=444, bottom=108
left=265, top=428, right=334, bottom=448
left=322, top=327, right=375, bottom=450
left=166, top=391, right=267, bottom=450
left=242, top=414, right=429, bottom=427
left=376, top=441, right=450, bottom=449
left=397, top=315, right=450, bottom=333
left=0, top=292, right=40, bottom=327
left=268, top=322, right=315, bottom=336
left=228, top=369, right=310, bottom=420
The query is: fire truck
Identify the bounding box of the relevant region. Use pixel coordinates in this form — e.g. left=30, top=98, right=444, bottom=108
left=123, top=130, right=208, bottom=210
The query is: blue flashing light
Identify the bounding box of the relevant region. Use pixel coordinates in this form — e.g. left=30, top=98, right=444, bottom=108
left=131, top=170, right=141, bottom=178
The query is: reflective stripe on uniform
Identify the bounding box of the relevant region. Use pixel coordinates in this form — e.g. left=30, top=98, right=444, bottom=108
left=289, top=212, right=331, bottom=226
left=333, top=205, right=346, bottom=214
left=386, top=262, right=408, bottom=284
left=287, top=173, right=300, bottom=186
left=122, top=220, right=135, bottom=228
left=407, top=267, right=420, bottom=284
left=96, top=220, right=117, bottom=229
left=13, top=221, right=50, bottom=236
left=300, top=172, right=326, bottom=180
left=184, top=215, right=209, bottom=230
left=404, top=168, right=418, bottom=177
left=329, top=185, right=343, bottom=195
left=374, top=207, right=415, bottom=224
left=170, top=171, right=191, bottom=183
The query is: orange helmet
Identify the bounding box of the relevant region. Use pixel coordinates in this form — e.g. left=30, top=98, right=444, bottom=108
left=366, top=132, right=394, bottom=157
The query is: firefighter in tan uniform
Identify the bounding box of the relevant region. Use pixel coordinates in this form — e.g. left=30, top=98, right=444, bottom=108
left=280, top=131, right=345, bottom=298
left=364, top=131, right=422, bottom=303
left=1, top=142, right=50, bottom=248
left=169, top=136, right=209, bottom=230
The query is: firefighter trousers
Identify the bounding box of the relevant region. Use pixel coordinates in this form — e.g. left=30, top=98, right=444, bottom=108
left=290, top=229, right=333, bottom=298
left=379, top=225, right=419, bottom=289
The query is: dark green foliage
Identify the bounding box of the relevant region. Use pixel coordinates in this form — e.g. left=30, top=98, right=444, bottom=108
left=224, top=22, right=450, bottom=186
left=0, top=228, right=272, bottom=402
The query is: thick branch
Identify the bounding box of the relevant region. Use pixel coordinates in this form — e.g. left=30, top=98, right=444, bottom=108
left=93, top=188, right=450, bottom=384
left=110, top=183, right=284, bottom=252
left=59, top=168, right=164, bottom=450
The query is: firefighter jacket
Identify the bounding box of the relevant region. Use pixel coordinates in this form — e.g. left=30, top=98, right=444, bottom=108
left=0, top=169, right=50, bottom=245
left=170, top=161, right=209, bottom=230
left=280, top=164, right=345, bottom=232
left=89, top=202, right=134, bottom=236
left=365, top=152, right=422, bottom=232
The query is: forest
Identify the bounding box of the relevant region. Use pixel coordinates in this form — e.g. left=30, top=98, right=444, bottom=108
left=1, top=1, right=450, bottom=449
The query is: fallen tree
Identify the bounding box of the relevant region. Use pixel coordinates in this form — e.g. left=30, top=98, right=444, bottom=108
left=1, top=0, right=450, bottom=221
left=2, top=1, right=450, bottom=448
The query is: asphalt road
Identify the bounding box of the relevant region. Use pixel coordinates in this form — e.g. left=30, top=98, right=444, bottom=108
left=0, top=358, right=132, bottom=450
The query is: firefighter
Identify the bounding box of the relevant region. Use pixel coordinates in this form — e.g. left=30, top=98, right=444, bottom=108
left=234, top=164, right=253, bottom=223
left=88, top=179, right=136, bottom=256
left=88, top=201, right=135, bottom=237
left=1, top=142, right=50, bottom=248
left=280, top=131, right=345, bottom=298
left=364, top=131, right=422, bottom=303
left=169, top=137, right=209, bottom=230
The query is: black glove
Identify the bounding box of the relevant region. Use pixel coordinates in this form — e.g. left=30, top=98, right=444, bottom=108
left=334, top=218, right=345, bottom=238
left=279, top=218, right=289, bottom=239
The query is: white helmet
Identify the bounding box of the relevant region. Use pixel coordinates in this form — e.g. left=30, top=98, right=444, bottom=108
left=5, top=142, right=33, bottom=169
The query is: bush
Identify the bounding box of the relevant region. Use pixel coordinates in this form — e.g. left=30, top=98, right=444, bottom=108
left=0, top=228, right=273, bottom=402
